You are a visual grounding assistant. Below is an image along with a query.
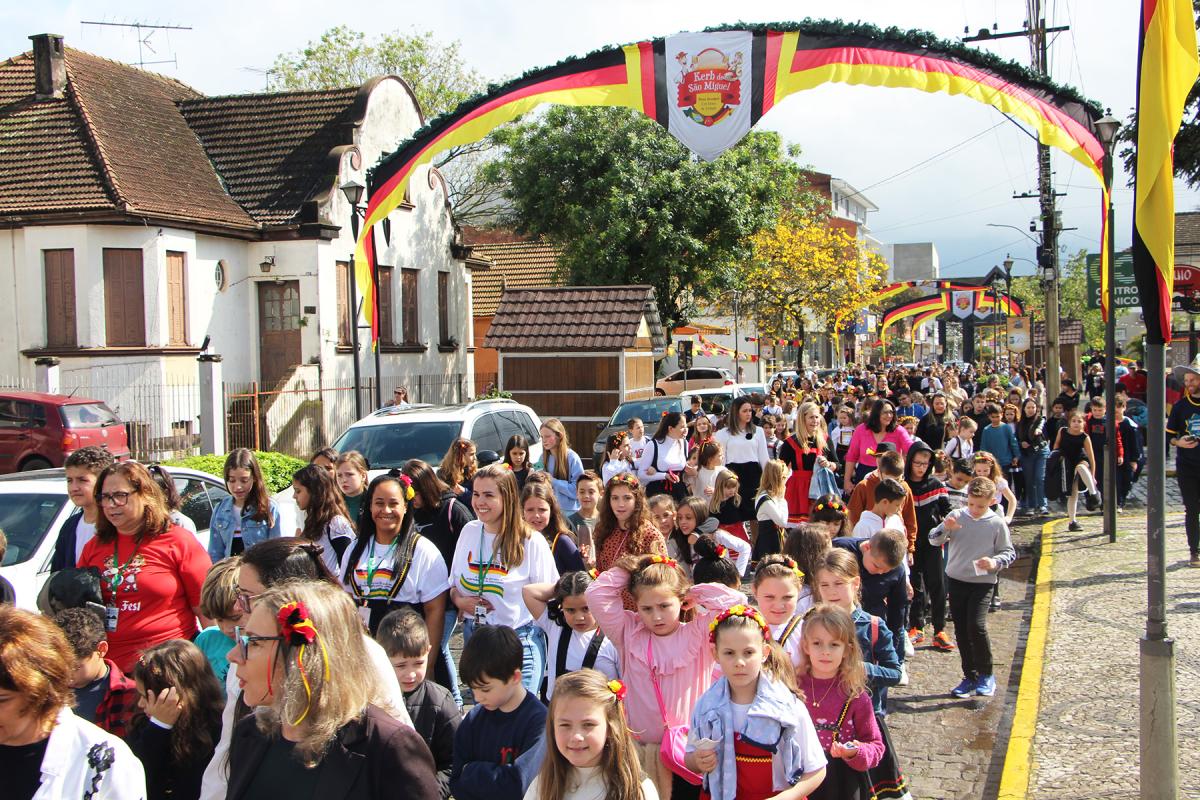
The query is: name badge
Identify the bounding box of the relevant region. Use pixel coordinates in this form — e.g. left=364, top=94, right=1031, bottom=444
left=105, top=604, right=119, bottom=633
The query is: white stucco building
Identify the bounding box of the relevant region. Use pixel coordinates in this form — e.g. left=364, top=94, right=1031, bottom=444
left=0, top=34, right=482, bottom=456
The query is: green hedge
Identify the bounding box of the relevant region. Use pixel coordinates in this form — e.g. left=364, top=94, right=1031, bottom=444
left=163, top=451, right=307, bottom=494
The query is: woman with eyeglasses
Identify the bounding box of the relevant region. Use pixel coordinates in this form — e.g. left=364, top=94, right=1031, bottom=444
left=77, top=461, right=212, bottom=673
left=198, top=538, right=412, bottom=800
left=223, top=580, right=439, bottom=800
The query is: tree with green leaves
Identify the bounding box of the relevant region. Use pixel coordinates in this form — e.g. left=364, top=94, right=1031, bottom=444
left=491, top=106, right=806, bottom=331
left=270, top=26, right=502, bottom=223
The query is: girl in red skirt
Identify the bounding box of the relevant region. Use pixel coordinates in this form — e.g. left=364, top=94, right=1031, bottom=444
left=686, top=605, right=827, bottom=800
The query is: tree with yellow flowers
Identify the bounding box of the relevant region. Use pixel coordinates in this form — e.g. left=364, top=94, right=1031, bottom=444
left=741, top=210, right=890, bottom=343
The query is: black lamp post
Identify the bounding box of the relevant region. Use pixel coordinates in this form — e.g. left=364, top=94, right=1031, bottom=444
left=340, top=179, right=369, bottom=418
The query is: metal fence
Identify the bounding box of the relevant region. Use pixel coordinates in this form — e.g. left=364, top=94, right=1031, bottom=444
left=224, top=372, right=496, bottom=457
left=0, top=371, right=201, bottom=462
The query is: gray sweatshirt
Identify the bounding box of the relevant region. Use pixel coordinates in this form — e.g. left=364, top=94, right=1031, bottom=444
left=928, top=508, right=1016, bottom=584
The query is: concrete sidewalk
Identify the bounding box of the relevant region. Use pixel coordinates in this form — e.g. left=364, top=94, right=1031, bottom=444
left=1017, top=511, right=1199, bottom=799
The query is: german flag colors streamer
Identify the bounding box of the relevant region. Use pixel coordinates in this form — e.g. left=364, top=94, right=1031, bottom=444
left=1132, top=0, right=1199, bottom=344
left=879, top=289, right=1024, bottom=344
left=357, top=22, right=1107, bottom=341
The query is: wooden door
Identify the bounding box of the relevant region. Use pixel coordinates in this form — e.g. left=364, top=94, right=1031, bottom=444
left=258, top=281, right=302, bottom=389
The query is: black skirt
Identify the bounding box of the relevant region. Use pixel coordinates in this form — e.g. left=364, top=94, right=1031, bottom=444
left=808, top=755, right=873, bottom=800
left=868, top=713, right=911, bottom=800
left=726, top=461, right=763, bottom=521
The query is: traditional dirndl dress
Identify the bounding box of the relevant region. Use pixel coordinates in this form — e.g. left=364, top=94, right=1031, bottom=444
left=868, top=714, right=912, bottom=800
left=699, top=734, right=777, bottom=800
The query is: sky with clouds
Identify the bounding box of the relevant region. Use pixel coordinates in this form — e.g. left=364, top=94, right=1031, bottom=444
left=6, top=0, right=1196, bottom=280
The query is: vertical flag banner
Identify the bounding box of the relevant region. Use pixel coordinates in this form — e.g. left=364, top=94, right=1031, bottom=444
left=360, top=21, right=1109, bottom=342
left=666, top=31, right=755, bottom=160
left=952, top=291, right=976, bottom=319
left=1132, top=0, right=1200, bottom=343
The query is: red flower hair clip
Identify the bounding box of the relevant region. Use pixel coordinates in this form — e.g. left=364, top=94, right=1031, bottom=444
left=277, top=601, right=318, bottom=646
left=607, top=679, right=627, bottom=701
left=714, top=545, right=728, bottom=559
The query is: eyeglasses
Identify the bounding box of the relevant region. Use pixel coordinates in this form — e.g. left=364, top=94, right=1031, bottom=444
left=233, top=626, right=284, bottom=661
left=234, top=587, right=263, bottom=616
left=98, top=491, right=132, bottom=507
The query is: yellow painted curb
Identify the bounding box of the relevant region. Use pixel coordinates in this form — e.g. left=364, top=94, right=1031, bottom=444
left=997, top=518, right=1064, bottom=800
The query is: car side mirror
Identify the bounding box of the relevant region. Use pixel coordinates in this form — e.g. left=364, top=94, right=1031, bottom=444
left=596, top=421, right=605, bottom=430
left=476, top=449, right=501, bottom=467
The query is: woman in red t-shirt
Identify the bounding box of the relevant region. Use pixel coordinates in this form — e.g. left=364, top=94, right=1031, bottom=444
left=78, top=461, right=211, bottom=672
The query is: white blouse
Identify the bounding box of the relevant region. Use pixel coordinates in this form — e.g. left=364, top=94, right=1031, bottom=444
left=636, top=435, right=689, bottom=482
left=715, top=426, right=770, bottom=467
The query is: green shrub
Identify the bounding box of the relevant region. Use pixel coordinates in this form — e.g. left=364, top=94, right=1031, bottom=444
left=163, top=451, right=307, bottom=494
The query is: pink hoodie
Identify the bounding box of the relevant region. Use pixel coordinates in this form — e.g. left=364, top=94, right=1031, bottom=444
left=586, top=566, right=744, bottom=744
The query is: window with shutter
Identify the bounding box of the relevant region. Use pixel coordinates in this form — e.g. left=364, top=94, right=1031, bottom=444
left=166, top=251, right=188, bottom=345
left=336, top=261, right=351, bottom=345
left=401, top=269, right=419, bottom=344
left=377, top=266, right=395, bottom=345
left=43, top=249, right=77, bottom=347
left=438, top=272, right=450, bottom=345
left=103, top=249, right=145, bottom=346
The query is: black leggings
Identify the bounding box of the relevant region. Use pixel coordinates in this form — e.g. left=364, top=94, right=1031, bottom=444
left=909, top=534, right=946, bottom=633
left=948, top=578, right=994, bottom=678
left=1180, top=470, right=1200, bottom=555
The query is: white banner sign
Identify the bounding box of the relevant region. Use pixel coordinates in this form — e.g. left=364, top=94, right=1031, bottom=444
left=951, top=290, right=975, bottom=320
left=665, top=31, right=753, bottom=161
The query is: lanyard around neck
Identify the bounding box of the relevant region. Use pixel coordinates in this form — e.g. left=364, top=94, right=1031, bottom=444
left=476, top=526, right=499, bottom=598
left=110, top=538, right=140, bottom=593
left=365, top=535, right=400, bottom=591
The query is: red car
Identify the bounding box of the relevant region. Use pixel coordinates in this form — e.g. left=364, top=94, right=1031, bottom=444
left=0, top=392, right=130, bottom=472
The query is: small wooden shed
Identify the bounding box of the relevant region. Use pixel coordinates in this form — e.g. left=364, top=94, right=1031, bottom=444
left=483, top=286, right=666, bottom=450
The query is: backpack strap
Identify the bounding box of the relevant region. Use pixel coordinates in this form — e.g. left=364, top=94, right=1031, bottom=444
left=581, top=630, right=606, bottom=669
left=869, top=615, right=880, bottom=665
left=777, top=614, right=802, bottom=647
left=386, top=533, right=422, bottom=600
left=555, top=626, right=572, bottom=683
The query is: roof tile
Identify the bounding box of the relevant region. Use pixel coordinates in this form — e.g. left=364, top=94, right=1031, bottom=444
left=470, top=240, right=562, bottom=316
left=483, top=285, right=665, bottom=351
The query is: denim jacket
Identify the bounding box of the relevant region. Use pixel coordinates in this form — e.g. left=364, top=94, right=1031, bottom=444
left=207, top=496, right=281, bottom=561
left=689, top=675, right=817, bottom=800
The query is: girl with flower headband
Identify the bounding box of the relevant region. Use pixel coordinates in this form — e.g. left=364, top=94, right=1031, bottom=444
left=224, top=580, right=440, bottom=799
left=751, top=555, right=809, bottom=668
left=685, top=605, right=826, bottom=800
left=601, top=431, right=637, bottom=484
left=527, top=669, right=657, bottom=800
left=795, top=604, right=885, bottom=800
left=586, top=553, right=744, bottom=800
left=593, top=474, right=667, bottom=610
left=807, top=494, right=852, bottom=539
left=448, top=463, right=559, bottom=692
left=339, top=471, right=449, bottom=643
left=522, top=571, right=620, bottom=702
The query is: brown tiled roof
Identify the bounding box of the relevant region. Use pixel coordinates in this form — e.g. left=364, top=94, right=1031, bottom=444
left=179, top=87, right=362, bottom=226
left=0, top=47, right=257, bottom=228
left=471, top=240, right=562, bottom=316
left=484, top=285, right=665, bottom=351
left=1176, top=211, right=1200, bottom=247
left=1033, top=319, right=1085, bottom=346
left=0, top=52, right=113, bottom=215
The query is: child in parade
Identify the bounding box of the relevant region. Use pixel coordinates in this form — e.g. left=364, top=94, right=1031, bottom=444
left=686, top=605, right=826, bottom=800
left=586, top=553, right=745, bottom=800
left=522, top=480, right=586, bottom=574
left=753, top=459, right=791, bottom=562
left=524, top=669, right=658, bottom=800
left=523, top=571, right=621, bottom=701
left=208, top=448, right=282, bottom=561
left=751, top=554, right=808, bottom=668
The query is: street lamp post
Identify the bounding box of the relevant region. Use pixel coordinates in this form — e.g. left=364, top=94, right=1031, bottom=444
left=1003, top=256, right=1014, bottom=366
left=341, top=180, right=365, bottom=419
left=1095, top=113, right=1119, bottom=547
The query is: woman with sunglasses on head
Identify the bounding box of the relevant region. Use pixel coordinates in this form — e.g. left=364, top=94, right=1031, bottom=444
left=223, top=580, right=439, bottom=800
left=199, top=539, right=412, bottom=800
left=77, top=462, right=212, bottom=674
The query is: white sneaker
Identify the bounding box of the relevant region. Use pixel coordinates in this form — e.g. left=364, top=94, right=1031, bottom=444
left=898, top=663, right=910, bottom=686
left=903, top=630, right=915, bottom=659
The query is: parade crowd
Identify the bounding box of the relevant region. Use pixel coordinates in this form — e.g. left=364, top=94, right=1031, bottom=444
left=4, top=354, right=1197, bottom=800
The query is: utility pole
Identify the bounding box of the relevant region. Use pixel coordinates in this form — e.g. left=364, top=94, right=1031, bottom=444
left=965, top=6, right=1068, bottom=405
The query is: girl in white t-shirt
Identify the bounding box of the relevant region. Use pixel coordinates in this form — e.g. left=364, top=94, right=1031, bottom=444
left=523, top=571, right=620, bottom=701
left=339, top=471, right=449, bottom=640
left=294, top=463, right=356, bottom=578
left=447, top=463, right=560, bottom=691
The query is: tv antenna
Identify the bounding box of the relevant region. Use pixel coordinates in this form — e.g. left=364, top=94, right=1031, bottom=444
left=80, top=20, right=192, bottom=70
left=242, top=67, right=276, bottom=91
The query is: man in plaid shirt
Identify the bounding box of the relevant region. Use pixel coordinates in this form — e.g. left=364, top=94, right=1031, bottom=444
left=54, top=608, right=138, bottom=738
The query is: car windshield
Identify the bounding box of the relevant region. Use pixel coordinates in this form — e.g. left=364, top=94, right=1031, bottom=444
left=608, top=399, right=681, bottom=427
left=0, top=492, right=68, bottom=565
left=333, top=421, right=462, bottom=469
left=60, top=403, right=120, bottom=429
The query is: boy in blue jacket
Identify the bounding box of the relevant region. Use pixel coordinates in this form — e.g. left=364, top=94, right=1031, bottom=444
left=449, top=625, right=546, bottom=800
left=980, top=403, right=1020, bottom=478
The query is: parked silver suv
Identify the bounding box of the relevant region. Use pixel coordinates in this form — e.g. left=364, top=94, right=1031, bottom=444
left=331, top=398, right=544, bottom=469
